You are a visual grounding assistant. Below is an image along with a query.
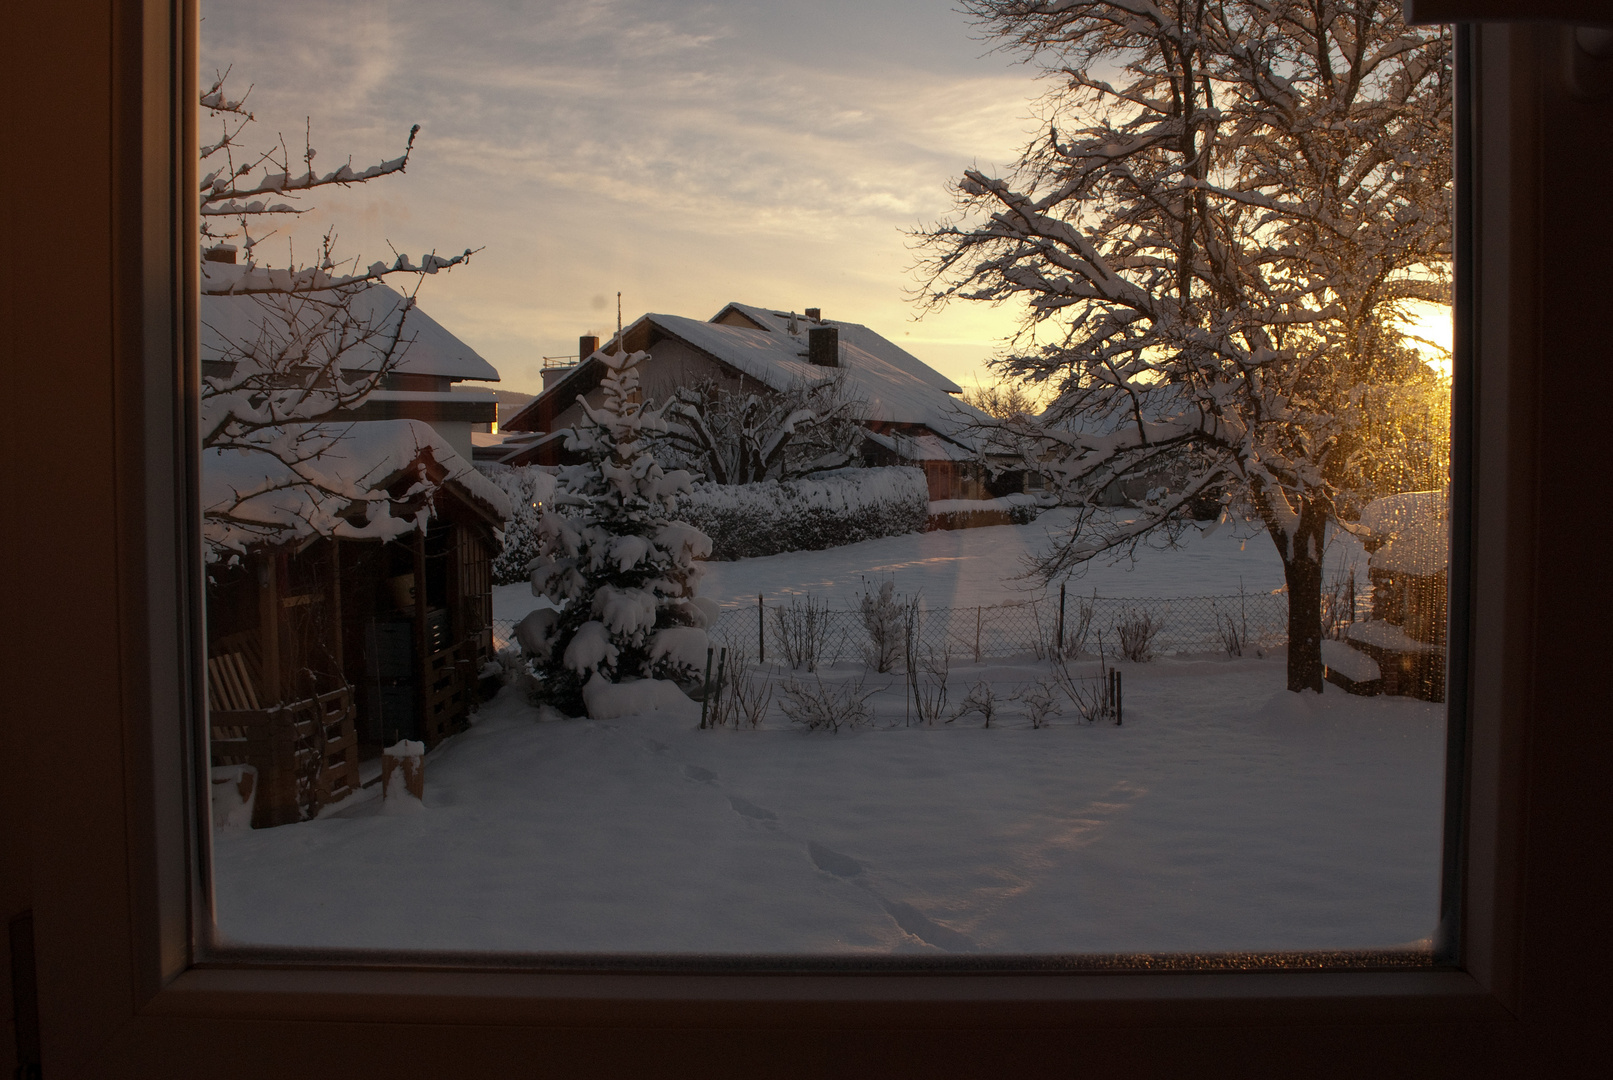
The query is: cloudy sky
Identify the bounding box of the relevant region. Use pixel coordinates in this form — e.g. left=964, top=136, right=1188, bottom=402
left=201, top=0, right=1045, bottom=394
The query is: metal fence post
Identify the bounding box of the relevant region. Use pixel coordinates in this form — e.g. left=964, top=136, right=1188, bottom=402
left=758, top=594, right=765, bottom=663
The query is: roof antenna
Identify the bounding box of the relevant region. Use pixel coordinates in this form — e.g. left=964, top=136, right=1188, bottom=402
left=616, top=291, right=622, bottom=351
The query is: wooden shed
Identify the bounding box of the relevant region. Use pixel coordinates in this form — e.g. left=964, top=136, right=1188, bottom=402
left=203, top=425, right=509, bottom=827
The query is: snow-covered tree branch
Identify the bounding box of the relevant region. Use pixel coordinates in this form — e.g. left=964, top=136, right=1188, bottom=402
left=198, top=69, right=482, bottom=559
left=659, top=372, right=866, bottom=486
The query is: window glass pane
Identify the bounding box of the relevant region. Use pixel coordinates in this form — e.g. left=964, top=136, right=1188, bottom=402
left=200, top=0, right=1452, bottom=960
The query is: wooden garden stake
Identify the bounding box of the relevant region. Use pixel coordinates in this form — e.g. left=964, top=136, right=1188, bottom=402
left=1057, top=583, right=1067, bottom=660
left=713, top=647, right=728, bottom=726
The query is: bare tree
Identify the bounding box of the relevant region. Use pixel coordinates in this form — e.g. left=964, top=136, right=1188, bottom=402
left=915, top=1, right=1452, bottom=692
left=962, top=382, right=1042, bottom=421
left=660, top=372, right=865, bottom=485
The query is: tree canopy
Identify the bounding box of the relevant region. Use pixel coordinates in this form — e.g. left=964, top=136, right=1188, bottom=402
left=915, top=0, right=1452, bottom=691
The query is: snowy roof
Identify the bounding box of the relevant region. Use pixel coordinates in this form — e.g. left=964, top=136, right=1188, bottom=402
left=202, top=418, right=511, bottom=556
left=200, top=282, right=500, bottom=382
left=513, top=302, right=989, bottom=443
left=715, top=304, right=964, bottom=394
left=1359, top=490, right=1447, bottom=577
left=638, top=305, right=987, bottom=438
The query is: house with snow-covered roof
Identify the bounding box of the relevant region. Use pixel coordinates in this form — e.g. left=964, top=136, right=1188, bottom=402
left=201, top=281, right=501, bottom=462
left=497, top=303, right=1010, bottom=502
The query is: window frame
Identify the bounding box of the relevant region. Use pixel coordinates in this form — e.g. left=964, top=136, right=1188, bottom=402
left=5, top=0, right=1609, bottom=1072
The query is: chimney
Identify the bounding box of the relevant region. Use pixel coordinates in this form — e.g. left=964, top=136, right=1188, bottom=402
left=808, top=326, right=839, bottom=367
left=804, top=307, right=821, bottom=322
left=203, top=244, right=237, bottom=264
left=579, top=334, right=599, bottom=361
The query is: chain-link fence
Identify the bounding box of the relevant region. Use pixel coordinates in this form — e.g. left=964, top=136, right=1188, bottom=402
left=494, top=586, right=1368, bottom=667
left=706, top=591, right=1294, bottom=666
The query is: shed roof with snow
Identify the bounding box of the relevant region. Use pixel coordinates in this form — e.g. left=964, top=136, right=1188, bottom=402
left=203, top=418, right=510, bottom=556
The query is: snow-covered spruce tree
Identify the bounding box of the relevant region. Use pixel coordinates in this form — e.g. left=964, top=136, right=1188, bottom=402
left=523, top=350, right=715, bottom=716
left=198, top=69, right=476, bottom=556
left=915, top=1, right=1452, bottom=692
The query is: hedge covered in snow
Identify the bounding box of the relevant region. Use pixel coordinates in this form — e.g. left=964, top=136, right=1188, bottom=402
left=927, top=494, right=1043, bottom=532
left=682, top=467, right=928, bottom=560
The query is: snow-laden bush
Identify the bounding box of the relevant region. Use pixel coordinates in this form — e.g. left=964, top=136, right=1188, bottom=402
left=858, top=577, right=904, bottom=673
left=681, top=467, right=927, bottom=560
left=478, top=464, right=558, bottom=585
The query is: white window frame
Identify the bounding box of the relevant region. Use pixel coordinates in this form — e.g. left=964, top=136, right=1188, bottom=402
left=4, top=0, right=1609, bottom=1072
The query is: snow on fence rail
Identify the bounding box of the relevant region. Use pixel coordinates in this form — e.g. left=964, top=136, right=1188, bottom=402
left=493, top=590, right=1329, bottom=665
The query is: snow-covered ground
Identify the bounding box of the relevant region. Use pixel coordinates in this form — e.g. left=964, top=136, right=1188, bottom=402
left=493, top=509, right=1368, bottom=625
left=214, top=511, right=1438, bottom=957
left=213, top=658, right=1443, bottom=954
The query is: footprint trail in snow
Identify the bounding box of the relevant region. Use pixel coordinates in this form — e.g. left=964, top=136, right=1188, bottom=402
left=661, top=741, right=978, bottom=952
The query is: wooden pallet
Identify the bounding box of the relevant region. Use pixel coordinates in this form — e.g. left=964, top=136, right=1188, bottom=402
left=421, top=640, right=475, bottom=747
left=209, top=686, right=361, bottom=828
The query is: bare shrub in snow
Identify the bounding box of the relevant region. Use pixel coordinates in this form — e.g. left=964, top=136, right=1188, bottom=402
left=1050, top=654, right=1115, bottom=725
left=778, top=674, right=876, bottom=734
left=1012, top=678, right=1060, bottom=729
left=773, top=594, right=833, bottom=672
left=1056, top=588, right=1098, bottom=660
left=858, top=577, right=905, bottom=673
left=901, top=597, right=952, bottom=725
left=706, top=648, right=772, bottom=729
left=1217, top=613, right=1247, bottom=658
left=952, top=680, right=1000, bottom=728
left=1116, top=610, right=1164, bottom=663
left=1321, top=559, right=1363, bottom=640
left=905, top=637, right=951, bottom=727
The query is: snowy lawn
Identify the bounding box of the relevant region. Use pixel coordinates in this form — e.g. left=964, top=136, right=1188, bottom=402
left=494, top=508, right=1365, bottom=625
left=213, top=654, right=1443, bottom=955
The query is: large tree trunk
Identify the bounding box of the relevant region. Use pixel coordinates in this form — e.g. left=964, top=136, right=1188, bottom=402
left=1276, top=502, right=1330, bottom=693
